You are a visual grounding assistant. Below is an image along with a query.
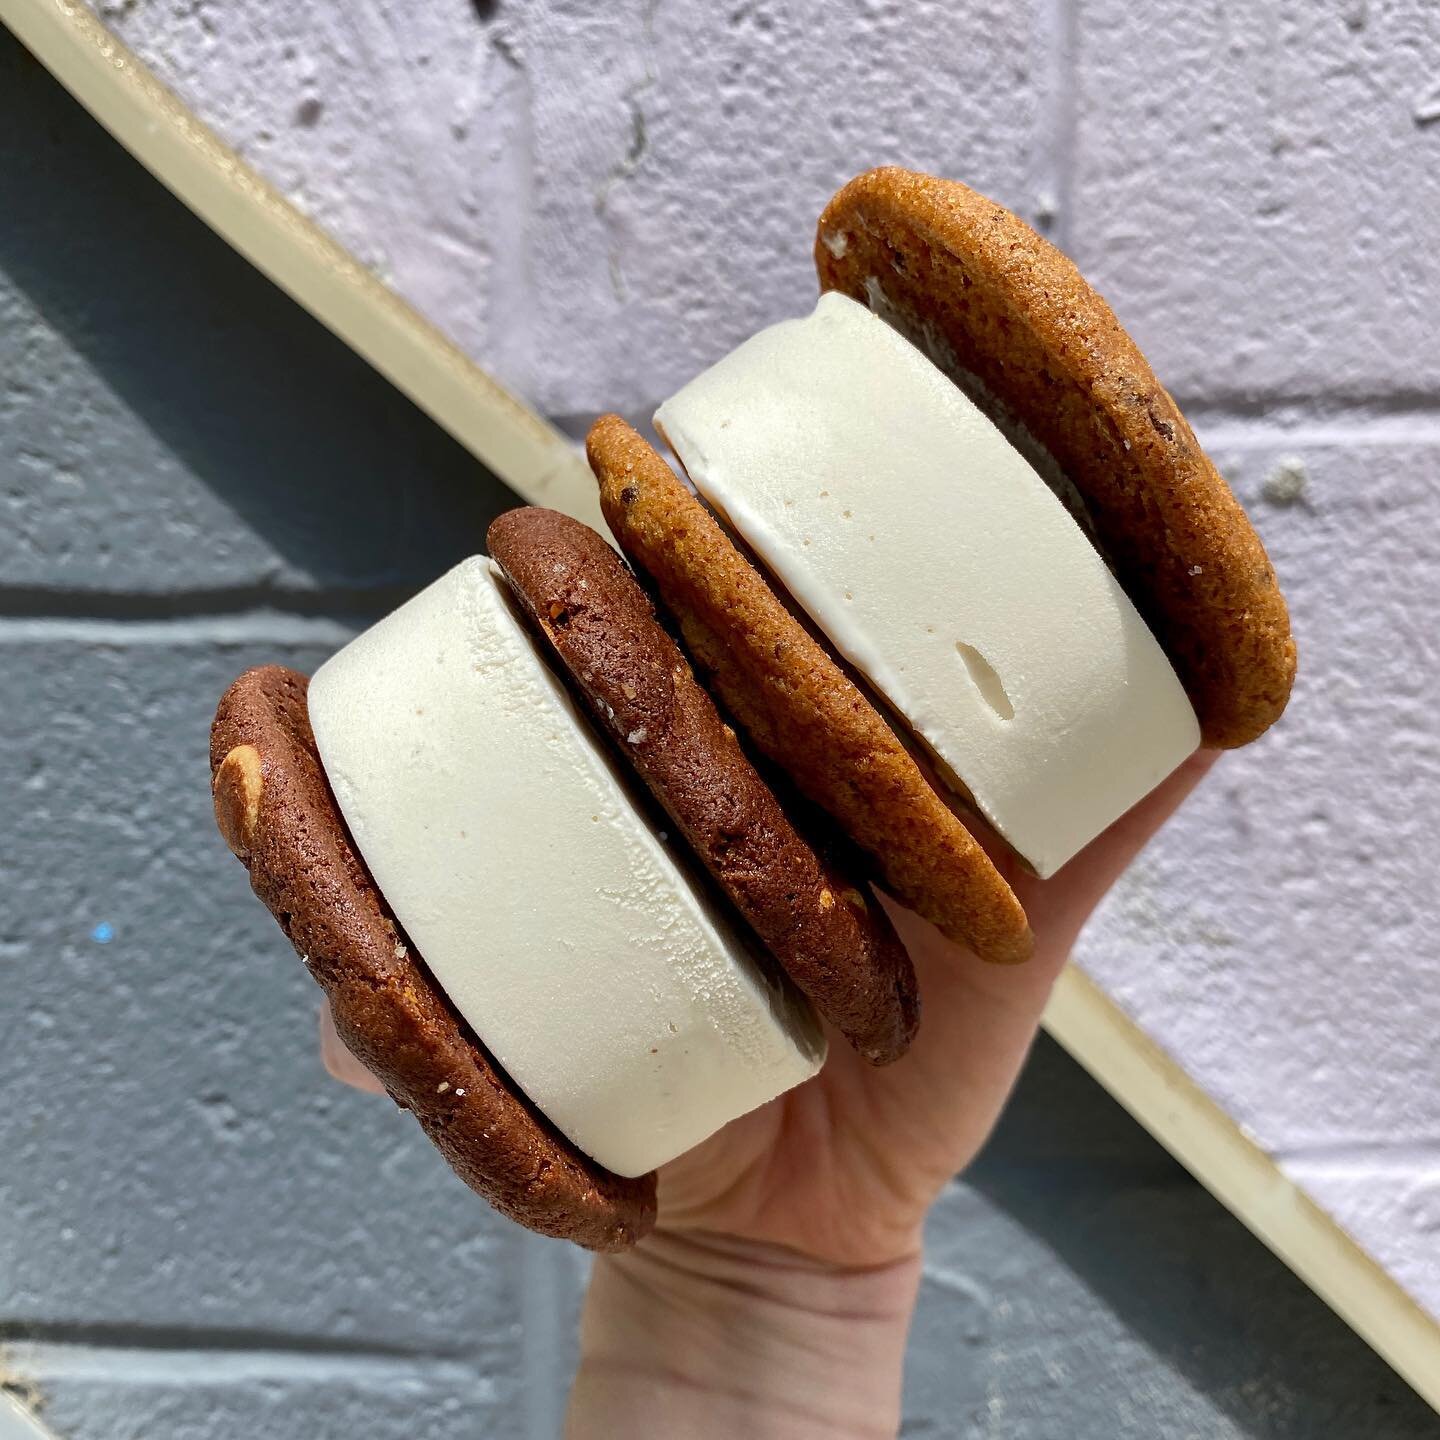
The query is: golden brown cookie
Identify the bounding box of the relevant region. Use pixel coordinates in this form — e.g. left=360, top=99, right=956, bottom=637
left=488, top=505, right=920, bottom=1064
left=210, top=665, right=656, bottom=1250
left=588, top=415, right=1034, bottom=966
left=815, top=167, right=1295, bottom=750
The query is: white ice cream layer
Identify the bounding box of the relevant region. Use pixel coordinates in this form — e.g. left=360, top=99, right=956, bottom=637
left=655, top=291, right=1200, bottom=878
left=308, top=559, right=824, bottom=1177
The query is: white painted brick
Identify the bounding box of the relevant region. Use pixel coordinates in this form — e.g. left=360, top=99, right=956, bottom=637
left=1069, top=0, right=1440, bottom=402
left=95, top=0, right=506, bottom=357
left=95, top=0, right=1047, bottom=418
left=495, top=0, right=1047, bottom=414
left=1075, top=437, right=1440, bottom=1319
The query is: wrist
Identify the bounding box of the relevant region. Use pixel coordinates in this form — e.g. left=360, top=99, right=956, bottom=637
left=567, top=1228, right=921, bottom=1439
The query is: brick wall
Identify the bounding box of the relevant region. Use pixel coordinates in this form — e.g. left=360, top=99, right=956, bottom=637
left=4, top=5, right=1438, bottom=1435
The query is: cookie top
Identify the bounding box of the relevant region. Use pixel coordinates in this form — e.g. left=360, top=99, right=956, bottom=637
left=816, top=167, right=1295, bottom=750
left=488, top=505, right=919, bottom=1065
left=210, top=665, right=655, bottom=1250
left=588, top=415, right=1034, bottom=966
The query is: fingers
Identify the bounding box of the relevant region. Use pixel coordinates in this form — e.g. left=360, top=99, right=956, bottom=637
left=841, top=750, right=1222, bottom=1172
left=318, top=999, right=388, bottom=1095
left=895, top=749, right=1220, bottom=1008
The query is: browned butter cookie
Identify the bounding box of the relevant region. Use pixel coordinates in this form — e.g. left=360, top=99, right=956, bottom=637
left=815, top=167, right=1295, bottom=749
left=588, top=415, right=1035, bottom=967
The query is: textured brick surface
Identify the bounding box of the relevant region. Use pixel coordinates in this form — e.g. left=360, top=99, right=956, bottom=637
left=8, top=3, right=1440, bottom=1436
left=6, top=1362, right=504, bottom=1440
left=92, top=0, right=507, bottom=358
left=0, top=43, right=512, bottom=597
left=96, top=0, right=1047, bottom=418
left=1069, top=0, right=1440, bottom=404
left=907, top=1077, right=1437, bottom=1438
left=487, top=0, right=1047, bottom=415
left=1, top=635, right=526, bottom=1359
left=1075, top=436, right=1440, bottom=1315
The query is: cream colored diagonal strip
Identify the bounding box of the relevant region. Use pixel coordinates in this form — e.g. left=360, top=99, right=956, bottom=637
left=4, top=0, right=1438, bottom=1417
left=0, top=0, right=605, bottom=536
left=1043, top=966, right=1440, bottom=1414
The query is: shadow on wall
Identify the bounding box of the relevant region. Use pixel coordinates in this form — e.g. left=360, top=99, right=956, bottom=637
left=0, top=29, right=514, bottom=600
left=957, top=1036, right=1435, bottom=1438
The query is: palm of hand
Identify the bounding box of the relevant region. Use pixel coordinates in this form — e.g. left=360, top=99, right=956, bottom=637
left=320, top=755, right=1215, bottom=1268
left=656, top=753, right=1217, bottom=1268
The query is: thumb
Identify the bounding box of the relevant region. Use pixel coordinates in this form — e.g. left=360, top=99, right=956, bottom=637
left=318, top=998, right=388, bottom=1095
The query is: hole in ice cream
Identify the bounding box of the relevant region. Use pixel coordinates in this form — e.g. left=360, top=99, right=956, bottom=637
left=956, top=642, right=1013, bottom=722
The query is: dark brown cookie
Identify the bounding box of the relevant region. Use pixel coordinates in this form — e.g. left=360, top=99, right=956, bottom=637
left=588, top=416, right=1034, bottom=966
left=488, top=506, right=919, bottom=1065
left=210, top=665, right=655, bottom=1250
left=816, top=167, right=1295, bottom=750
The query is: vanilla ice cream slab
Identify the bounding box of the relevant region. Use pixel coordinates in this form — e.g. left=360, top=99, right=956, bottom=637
left=657, top=291, right=1200, bottom=878
left=309, top=558, right=824, bottom=1180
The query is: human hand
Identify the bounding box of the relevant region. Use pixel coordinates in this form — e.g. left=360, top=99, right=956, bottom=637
left=653, top=748, right=1220, bottom=1268
left=567, top=751, right=1219, bottom=1436
left=322, top=752, right=1218, bottom=1436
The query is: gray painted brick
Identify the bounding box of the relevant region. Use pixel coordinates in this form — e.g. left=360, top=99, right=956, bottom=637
left=0, top=30, right=515, bottom=597
left=9, top=1362, right=505, bottom=1440
left=899, top=1038, right=1436, bottom=1437
left=905, top=1150, right=1436, bottom=1437
left=1069, top=0, right=1440, bottom=404
left=1, top=635, right=524, bottom=1360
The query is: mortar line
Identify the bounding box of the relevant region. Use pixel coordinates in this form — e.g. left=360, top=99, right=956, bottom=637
left=1196, top=417, right=1440, bottom=452
left=0, top=1318, right=469, bottom=1361
left=0, top=613, right=360, bottom=646
left=1033, top=0, right=1077, bottom=247
left=0, top=584, right=413, bottom=624
left=1180, top=391, right=1440, bottom=424
left=5, top=1341, right=483, bottom=1389
left=550, top=401, right=1440, bottom=452
left=484, top=16, right=538, bottom=397
left=1274, top=1140, right=1440, bottom=1174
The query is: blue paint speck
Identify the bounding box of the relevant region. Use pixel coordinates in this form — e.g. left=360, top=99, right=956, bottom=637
left=91, top=922, right=114, bottom=944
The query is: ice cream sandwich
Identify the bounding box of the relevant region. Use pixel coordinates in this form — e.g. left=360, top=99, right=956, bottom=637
left=593, top=167, right=1294, bottom=959
left=212, top=509, right=913, bottom=1248
left=209, top=168, right=1293, bottom=1248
